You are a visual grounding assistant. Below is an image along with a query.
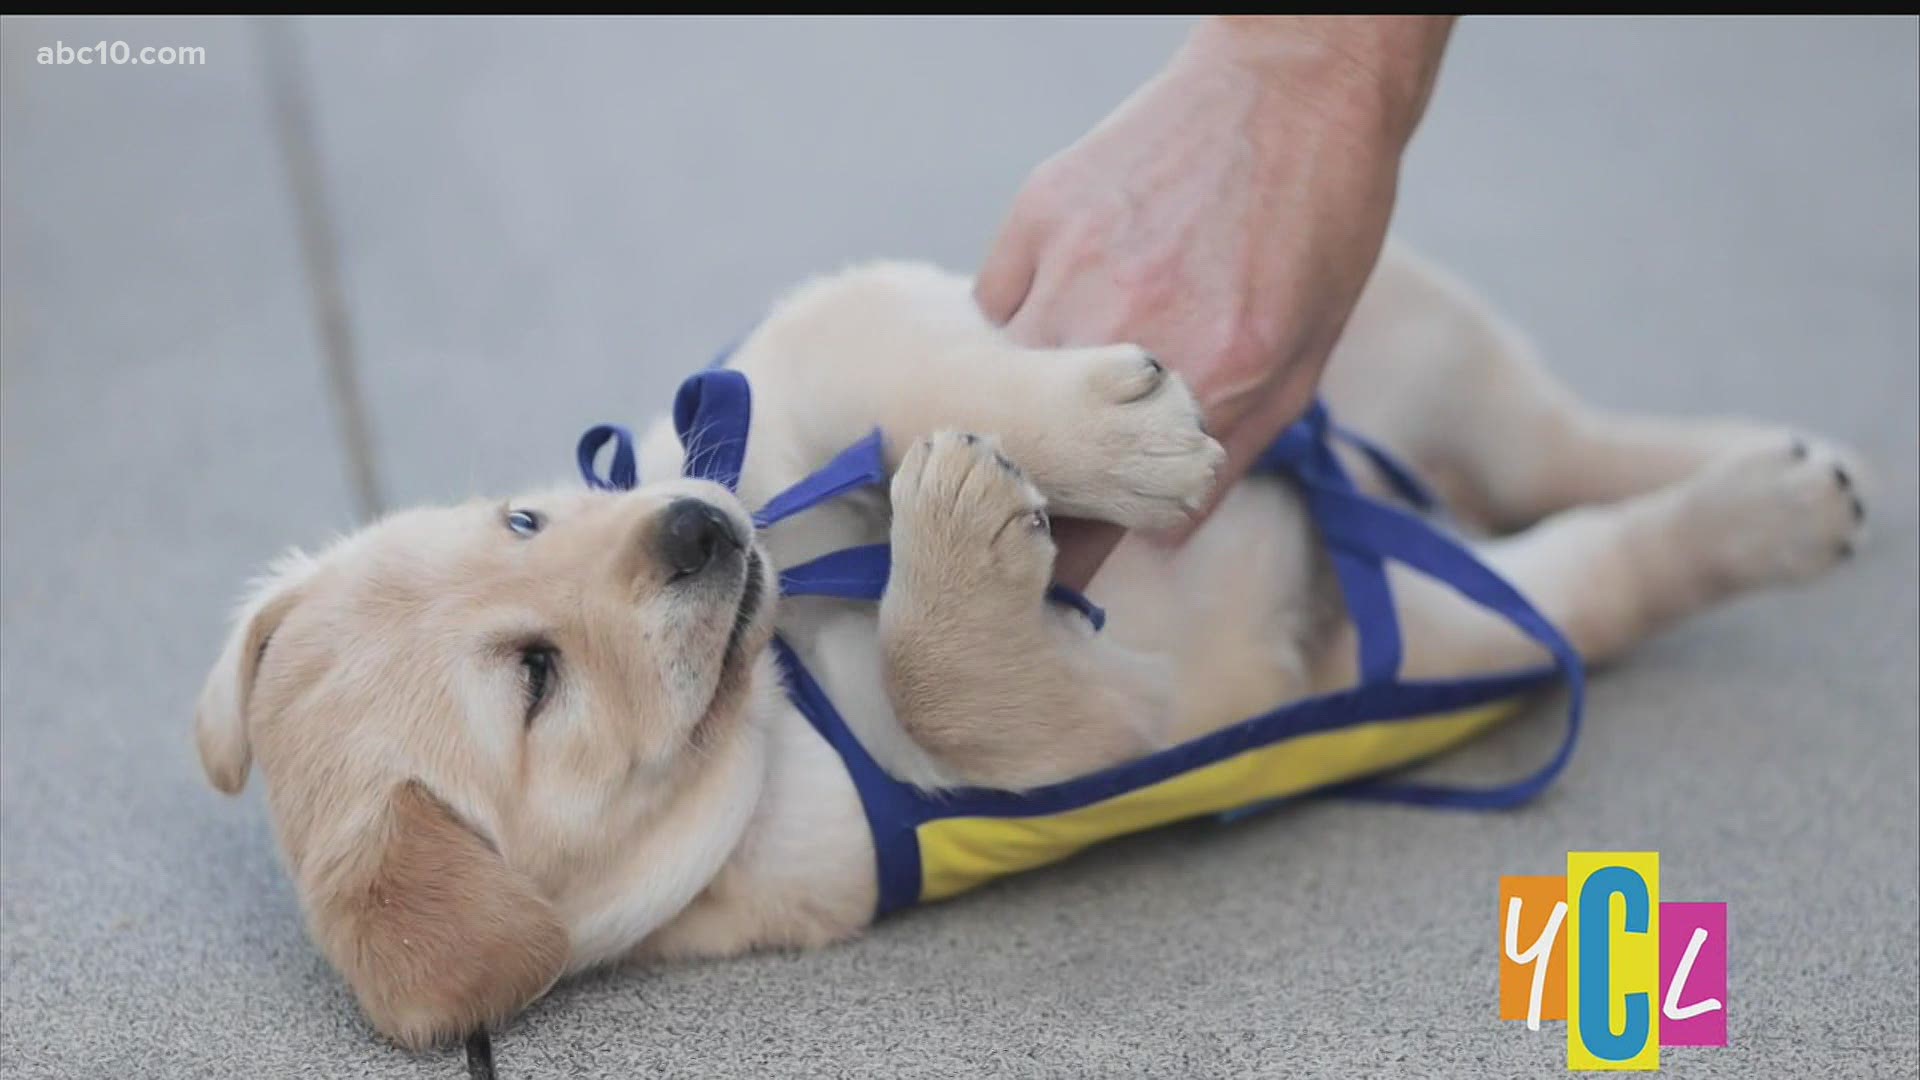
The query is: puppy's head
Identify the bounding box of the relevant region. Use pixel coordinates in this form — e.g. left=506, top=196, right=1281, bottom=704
left=195, top=479, right=775, bottom=1048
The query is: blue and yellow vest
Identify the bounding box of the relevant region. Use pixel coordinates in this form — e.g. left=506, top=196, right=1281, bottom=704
left=579, top=368, right=1583, bottom=918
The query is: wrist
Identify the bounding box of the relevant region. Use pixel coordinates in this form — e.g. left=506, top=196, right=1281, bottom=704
left=1181, top=16, right=1452, bottom=150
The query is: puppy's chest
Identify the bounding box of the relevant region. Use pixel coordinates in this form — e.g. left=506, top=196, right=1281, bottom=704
left=756, top=483, right=992, bottom=791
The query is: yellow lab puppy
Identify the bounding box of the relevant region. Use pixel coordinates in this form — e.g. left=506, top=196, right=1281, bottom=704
left=196, top=247, right=1864, bottom=1048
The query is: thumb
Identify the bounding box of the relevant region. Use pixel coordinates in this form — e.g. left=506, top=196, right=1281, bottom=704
left=974, top=206, right=1043, bottom=326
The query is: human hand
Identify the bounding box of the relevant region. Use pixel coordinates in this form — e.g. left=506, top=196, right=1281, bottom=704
left=976, top=17, right=1452, bottom=588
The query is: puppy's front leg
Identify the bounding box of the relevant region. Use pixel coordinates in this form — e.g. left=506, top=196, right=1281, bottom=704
left=880, top=432, right=1174, bottom=790
left=955, top=345, right=1227, bottom=532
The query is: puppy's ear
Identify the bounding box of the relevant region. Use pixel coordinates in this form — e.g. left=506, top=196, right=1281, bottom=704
left=311, top=781, right=568, bottom=1049
left=195, top=551, right=316, bottom=794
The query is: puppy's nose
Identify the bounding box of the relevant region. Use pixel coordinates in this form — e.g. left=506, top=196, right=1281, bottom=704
left=657, top=499, right=742, bottom=578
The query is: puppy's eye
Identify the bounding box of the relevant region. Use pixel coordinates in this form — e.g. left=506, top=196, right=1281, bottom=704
left=520, top=646, right=557, bottom=722
left=506, top=509, right=543, bottom=537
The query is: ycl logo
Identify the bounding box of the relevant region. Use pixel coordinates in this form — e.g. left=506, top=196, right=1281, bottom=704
left=1500, top=853, right=1727, bottom=1071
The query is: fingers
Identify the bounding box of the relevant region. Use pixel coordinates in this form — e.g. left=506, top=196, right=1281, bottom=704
left=1002, top=267, right=1072, bottom=349
left=974, top=205, right=1043, bottom=327
left=1049, top=517, right=1126, bottom=592
left=1003, top=248, right=1107, bottom=350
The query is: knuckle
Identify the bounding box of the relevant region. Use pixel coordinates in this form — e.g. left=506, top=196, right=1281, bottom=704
left=1018, top=159, right=1075, bottom=217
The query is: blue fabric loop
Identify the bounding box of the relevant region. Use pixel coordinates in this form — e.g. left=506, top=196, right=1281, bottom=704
left=577, top=424, right=638, bottom=492
left=673, top=368, right=754, bottom=490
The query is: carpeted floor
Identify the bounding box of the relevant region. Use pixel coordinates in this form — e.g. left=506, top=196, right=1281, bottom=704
left=3, top=16, right=1915, bottom=1079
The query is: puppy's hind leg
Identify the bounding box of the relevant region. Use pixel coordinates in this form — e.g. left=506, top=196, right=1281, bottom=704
left=880, top=432, right=1175, bottom=791
left=1323, top=250, right=1804, bottom=534
left=1324, top=437, right=1867, bottom=690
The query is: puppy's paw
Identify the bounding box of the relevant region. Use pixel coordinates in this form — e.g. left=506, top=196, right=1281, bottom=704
left=1047, top=345, right=1226, bottom=530
left=890, top=431, right=1055, bottom=601
left=1680, top=436, right=1868, bottom=590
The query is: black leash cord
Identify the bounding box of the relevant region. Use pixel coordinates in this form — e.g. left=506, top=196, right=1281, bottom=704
left=465, top=1028, right=496, bottom=1080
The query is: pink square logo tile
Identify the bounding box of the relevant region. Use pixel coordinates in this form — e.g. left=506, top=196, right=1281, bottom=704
left=1658, top=902, right=1728, bottom=1047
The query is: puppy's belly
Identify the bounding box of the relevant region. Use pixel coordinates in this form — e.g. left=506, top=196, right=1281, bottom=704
left=1091, top=477, right=1329, bottom=744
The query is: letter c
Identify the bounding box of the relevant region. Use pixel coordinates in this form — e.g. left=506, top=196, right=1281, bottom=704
left=1577, top=866, right=1651, bottom=1061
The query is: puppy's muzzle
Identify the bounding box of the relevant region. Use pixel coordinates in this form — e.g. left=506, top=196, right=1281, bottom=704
left=657, top=498, right=743, bottom=579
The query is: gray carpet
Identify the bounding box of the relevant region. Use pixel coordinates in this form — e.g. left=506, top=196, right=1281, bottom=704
left=3, top=16, right=1915, bottom=1079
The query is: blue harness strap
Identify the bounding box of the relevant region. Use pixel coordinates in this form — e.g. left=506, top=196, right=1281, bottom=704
left=1265, top=404, right=1407, bottom=687
left=1331, top=418, right=1441, bottom=514
left=577, top=367, right=1586, bottom=917
left=770, top=636, right=929, bottom=911
left=778, top=543, right=1108, bottom=631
